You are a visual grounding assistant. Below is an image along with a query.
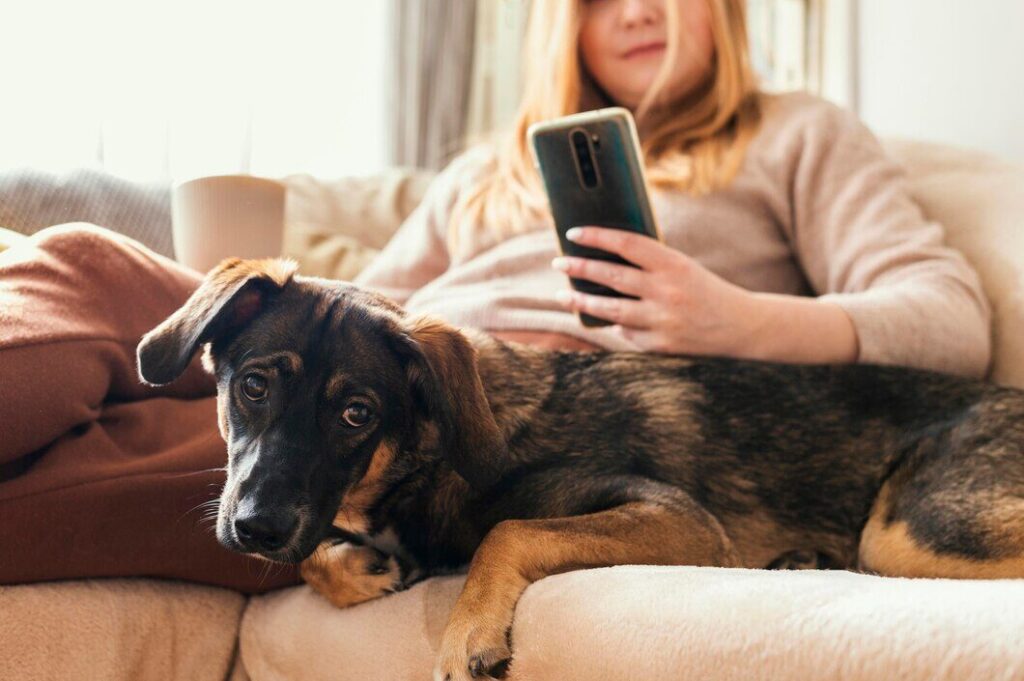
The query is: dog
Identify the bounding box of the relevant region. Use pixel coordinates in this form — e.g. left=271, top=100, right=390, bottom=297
left=136, top=257, right=1024, bottom=681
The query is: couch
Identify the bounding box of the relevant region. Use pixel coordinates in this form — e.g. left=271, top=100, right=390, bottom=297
left=2, top=139, right=1023, bottom=681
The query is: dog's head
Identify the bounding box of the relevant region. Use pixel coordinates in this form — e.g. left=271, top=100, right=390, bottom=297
left=136, top=258, right=507, bottom=562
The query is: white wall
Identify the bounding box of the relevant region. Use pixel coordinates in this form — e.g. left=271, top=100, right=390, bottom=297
left=856, top=0, right=1024, bottom=163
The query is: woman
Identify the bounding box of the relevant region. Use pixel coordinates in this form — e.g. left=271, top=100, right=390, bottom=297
left=356, top=0, right=990, bottom=374
left=0, top=0, right=990, bottom=592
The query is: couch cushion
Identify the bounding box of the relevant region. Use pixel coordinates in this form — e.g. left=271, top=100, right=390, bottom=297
left=0, top=579, right=245, bottom=681
left=281, top=168, right=435, bottom=281
left=240, top=566, right=1024, bottom=681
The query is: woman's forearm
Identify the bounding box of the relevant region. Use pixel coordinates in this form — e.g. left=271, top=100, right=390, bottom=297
left=741, top=292, right=860, bottom=365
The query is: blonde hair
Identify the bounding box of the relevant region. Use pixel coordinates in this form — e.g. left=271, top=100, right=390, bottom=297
left=449, top=0, right=762, bottom=258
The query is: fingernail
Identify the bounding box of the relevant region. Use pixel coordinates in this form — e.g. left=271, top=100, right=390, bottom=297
left=565, top=227, right=583, bottom=241
left=551, top=257, right=570, bottom=271
left=555, top=290, right=573, bottom=305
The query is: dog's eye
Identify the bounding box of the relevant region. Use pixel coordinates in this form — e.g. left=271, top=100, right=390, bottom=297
left=342, top=403, right=373, bottom=428
left=241, top=373, right=268, bottom=402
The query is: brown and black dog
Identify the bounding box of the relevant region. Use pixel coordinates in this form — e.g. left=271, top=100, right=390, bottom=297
left=137, top=257, right=1024, bottom=681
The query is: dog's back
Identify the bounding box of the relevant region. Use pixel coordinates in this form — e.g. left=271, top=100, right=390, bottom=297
left=468, top=336, right=1023, bottom=570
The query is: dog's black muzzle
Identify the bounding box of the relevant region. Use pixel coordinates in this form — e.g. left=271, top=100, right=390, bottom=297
left=221, top=459, right=310, bottom=558
left=232, top=504, right=298, bottom=554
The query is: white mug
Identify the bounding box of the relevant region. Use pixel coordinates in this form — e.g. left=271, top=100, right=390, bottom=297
left=171, top=175, right=286, bottom=273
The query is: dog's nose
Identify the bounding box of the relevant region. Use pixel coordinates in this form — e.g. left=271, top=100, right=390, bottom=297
left=234, top=512, right=297, bottom=553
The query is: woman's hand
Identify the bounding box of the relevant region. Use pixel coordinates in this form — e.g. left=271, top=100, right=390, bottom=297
left=551, top=226, right=860, bottom=363
left=551, top=226, right=761, bottom=356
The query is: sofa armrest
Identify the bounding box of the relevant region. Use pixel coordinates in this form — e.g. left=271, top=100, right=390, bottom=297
left=0, top=167, right=173, bottom=256
left=280, top=168, right=435, bottom=281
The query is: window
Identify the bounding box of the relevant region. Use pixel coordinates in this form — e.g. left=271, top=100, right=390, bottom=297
left=0, top=0, right=389, bottom=182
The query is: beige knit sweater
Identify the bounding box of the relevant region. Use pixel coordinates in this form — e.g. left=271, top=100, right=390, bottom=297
left=355, top=92, right=991, bottom=377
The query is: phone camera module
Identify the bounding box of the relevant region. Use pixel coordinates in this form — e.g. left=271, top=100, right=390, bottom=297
left=571, top=130, right=600, bottom=189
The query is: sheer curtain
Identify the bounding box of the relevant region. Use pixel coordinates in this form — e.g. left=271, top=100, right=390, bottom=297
left=464, top=0, right=531, bottom=143
left=0, top=0, right=390, bottom=183
left=386, top=0, right=477, bottom=170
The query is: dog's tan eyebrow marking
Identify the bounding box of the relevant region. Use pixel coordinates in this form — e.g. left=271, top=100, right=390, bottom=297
left=324, top=375, right=380, bottom=405
left=240, top=351, right=303, bottom=374
left=325, top=374, right=348, bottom=401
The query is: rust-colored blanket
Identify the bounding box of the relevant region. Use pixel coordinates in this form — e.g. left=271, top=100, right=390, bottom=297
left=0, top=223, right=298, bottom=592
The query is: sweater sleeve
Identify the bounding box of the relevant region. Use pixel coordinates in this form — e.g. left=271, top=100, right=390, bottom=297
left=353, top=147, right=490, bottom=306
left=785, top=101, right=992, bottom=377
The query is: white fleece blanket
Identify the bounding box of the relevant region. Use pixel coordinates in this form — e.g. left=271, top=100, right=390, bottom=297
left=240, top=565, right=1024, bottom=681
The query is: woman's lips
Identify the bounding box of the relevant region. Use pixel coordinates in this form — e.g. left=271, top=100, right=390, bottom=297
left=623, top=42, right=666, bottom=59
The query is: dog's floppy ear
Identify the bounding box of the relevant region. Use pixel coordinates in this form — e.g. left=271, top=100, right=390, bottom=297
left=137, top=257, right=298, bottom=386
left=400, top=315, right=509, bottom=490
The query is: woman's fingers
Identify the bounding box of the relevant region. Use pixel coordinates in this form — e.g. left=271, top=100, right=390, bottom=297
left=555, top=289, right=653, bottom=329
left=565, top=226, right=676, bottom=270
left=551, top=256, right=645, bottom=296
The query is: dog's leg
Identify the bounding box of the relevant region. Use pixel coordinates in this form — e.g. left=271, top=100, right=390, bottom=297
left=300, top=540, right=405, bottom=609
left=860, top=413, right=1024, bottom=579
left=860, top=480, right=1024, bottom=579
left=434, top=493, right=737, bottom=681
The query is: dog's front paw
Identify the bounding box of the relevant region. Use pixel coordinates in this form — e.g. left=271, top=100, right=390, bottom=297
left=434, top=612, right=513, bottom=681
left=300, top=541, right=403, bottom=609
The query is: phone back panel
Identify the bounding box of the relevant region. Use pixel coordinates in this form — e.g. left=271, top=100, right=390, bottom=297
left=529, top=109, right=660, bottom=316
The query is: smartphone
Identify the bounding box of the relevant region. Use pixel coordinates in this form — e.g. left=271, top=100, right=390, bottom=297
left=528, top=107, right=662, bottom=327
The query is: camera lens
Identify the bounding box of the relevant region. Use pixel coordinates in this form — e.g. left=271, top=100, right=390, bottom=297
left=571, top=129, right=598, bottom=188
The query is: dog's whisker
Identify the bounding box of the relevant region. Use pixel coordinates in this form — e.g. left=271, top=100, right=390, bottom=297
left=257, top=557, right=282, bottom=586
left=175, top=497, right=223, bottom=526
left=161, top=468, right=228, bottom=480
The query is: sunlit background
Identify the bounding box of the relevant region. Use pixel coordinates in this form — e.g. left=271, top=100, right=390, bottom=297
left=0, top=0, right=388, bottom=181
left=1, top=0, right=1021, bottom=185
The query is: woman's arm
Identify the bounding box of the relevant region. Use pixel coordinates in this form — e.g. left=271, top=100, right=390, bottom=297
left=744, top=293, right=858, bottom=364
left=551, top=226, right=859, bottom=364
left=555, top=103, right=991, bottom=377
left=785, top=102, right=992, bottom=377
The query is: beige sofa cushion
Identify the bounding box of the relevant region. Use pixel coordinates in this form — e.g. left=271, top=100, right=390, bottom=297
left=0, top=579, right=246, bottom=681
left=241, top=566, right=1024, bottom=681
left=281, top=168, right=435, bottom=282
